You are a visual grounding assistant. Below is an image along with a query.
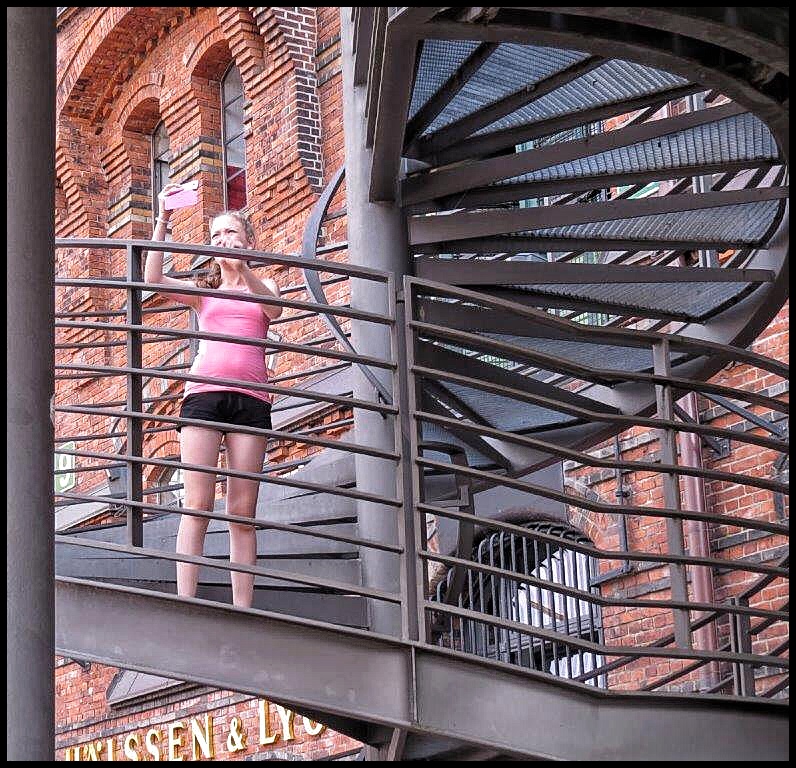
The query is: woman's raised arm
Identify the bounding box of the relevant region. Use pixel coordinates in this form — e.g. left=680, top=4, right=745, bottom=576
left=144, top=183, right=200, bottom=309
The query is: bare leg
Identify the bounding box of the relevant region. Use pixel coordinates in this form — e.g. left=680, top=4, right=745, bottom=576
left=224, top=431, right=268, bottom=608
left=176, top=426, right=223, bottom=598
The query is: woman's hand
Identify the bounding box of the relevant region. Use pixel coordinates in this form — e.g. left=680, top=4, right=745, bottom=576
left=156, top=183, right=183, bottom=220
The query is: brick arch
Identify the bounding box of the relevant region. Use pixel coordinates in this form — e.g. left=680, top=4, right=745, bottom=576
left=58, top=7, right=194, bottom=128
left=103, top=93, right=167, bottom=243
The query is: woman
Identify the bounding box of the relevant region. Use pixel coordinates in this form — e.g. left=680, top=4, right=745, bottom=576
left=145, top=183, right=282, bottom=608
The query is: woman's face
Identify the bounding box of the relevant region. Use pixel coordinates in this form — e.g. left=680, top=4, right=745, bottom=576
left=210, top=215, right=253, bottom=268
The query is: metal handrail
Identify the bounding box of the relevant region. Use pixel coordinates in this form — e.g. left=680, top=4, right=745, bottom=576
left=409, top=277, right=788, bottom=698
left=54, top=238, right=405, bottom=621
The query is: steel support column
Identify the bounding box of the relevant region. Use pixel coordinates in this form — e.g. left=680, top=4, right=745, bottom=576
left=341, top=13, right=412, bottom=637
left=7, top=7, right=56, bottom=760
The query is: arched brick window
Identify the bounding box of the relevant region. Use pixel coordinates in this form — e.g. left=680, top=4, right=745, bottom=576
left=221, top=64, right=246, bottom=210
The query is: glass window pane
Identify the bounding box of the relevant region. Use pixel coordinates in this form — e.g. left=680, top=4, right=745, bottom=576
left=153, top=121, right=170, bottom=162
left=225, top=135, right=245, bottom=170
left=222, top=65, right=243, bottom=107
left=224, top=96, right=244, bottom=142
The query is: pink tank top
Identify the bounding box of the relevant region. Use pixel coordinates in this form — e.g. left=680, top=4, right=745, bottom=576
left=183, top=291, right=272, bottom=404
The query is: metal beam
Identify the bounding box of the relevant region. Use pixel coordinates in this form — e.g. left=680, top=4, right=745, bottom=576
left=414, top=260, right=774, bottom=286
left=413, top=649, right=788, bottom=761
left=517, top=8, right=789, bottom=76
left=412, top=235, right=756, bottom=254
left=56, top=579, right=789, bottom=761
left=402, top=102, right=746, bottom=204
left=407, top=159, right=779, bottom=214
left=56, top=579, right=414, bottom=728
left=410, top=186, right=787, bottom=245
left=7, top=7, right=56, bottom=761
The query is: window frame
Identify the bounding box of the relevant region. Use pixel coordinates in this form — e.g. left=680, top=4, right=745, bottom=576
left=221, top=63, right=247, bottom=210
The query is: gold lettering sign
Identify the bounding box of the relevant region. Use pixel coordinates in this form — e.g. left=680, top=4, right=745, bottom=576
left=63, top=700, right=327, bottom=761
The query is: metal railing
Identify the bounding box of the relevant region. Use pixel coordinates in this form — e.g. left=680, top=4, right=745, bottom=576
left=53, top=239, right=788, bottom=703
left=54, top=238, right=404, bottom=623
left=406, top=276, right=789, bottom=698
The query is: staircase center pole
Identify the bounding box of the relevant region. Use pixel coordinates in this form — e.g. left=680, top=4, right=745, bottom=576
left=341, top=12, right=412, bottom=638
left=7, top=7, right=57, bottom=760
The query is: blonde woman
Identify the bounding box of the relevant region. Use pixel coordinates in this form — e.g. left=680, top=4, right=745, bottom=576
left=145, top=183, right=281, bottom=608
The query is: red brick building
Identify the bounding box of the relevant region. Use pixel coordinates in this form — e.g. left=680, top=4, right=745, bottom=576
left=52, top=6, right=787, bottom=760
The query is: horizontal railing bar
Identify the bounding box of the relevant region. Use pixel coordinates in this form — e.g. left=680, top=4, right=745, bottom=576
left=56, top=319, right=392, bottom=370
left=643, top=614, right=790, bottom=692
left=277, top=274, right=348, bottom=297
left=425, top=601, right=789, bottom=669
left=55, top=238, right=388, bottom=282
left=407, top=277, right=790, bottom=378
left=315, top=242, right=348, bottom=255
left=411, top=321, right=789, bottom=416
left=53, top=366, right=398, bottom=416
left=414, top=411, right=789, bottom=494
left=296, top=417, right=354, bottom=436
left=56, top=305, right=190, bottom=319
left=417, top=503, right=789, bottom=564
left=423, top=550, right=788, bottom=622
left=55, top=493, right=401, bottom=554
left=55, top=337, right=193, bottom=351
left=269, top=361, right=351, bottom=385
left=412, top=364, right=788, bottom=454
left=55, top=278, right=393, bottom=326
left=58, top=448, right=402, bottom=507
left=58, top=393, right=180, bottom=411
left=55, top=535, right=401, bottom=603
left=55, top=423, right=182, bottom=443
left=55, top=405, right=398, bottom=460
left=577, top=574, right=790, bottom=685
left=270, top=310, right=318, bottom=327
left=56, top=465, right=124, bottom=476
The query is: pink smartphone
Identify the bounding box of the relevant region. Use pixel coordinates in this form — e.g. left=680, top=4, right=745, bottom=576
left=163, top=180, right=199, bottom=210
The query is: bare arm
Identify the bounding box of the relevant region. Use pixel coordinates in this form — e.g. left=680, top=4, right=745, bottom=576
left=144, top=183, right=200, bottom=310
left=236, top=265, right=282, bottom=320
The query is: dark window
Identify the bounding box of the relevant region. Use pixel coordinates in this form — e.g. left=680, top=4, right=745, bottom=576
left=151, top=120, right=173, bottom=271
left=222, top=65, right=247, bottom=210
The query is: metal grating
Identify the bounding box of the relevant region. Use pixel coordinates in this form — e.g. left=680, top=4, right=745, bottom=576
left=421, top=43, right=589, bottom=135
left=501, top=113, right=779, bottom=185
left=475, top=59, right=688, bottom=136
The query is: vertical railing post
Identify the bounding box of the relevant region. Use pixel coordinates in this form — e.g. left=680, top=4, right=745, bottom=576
left=652, top=339, right=691, bottom=649
left=729, top=596, right=755, bottom=697
left=393, top=277, right=423, bottom=642
left=126, top=245, right=144, bottom=546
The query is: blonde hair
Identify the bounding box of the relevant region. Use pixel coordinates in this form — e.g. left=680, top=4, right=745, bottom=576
left=197, top=210, right=257, bottom=289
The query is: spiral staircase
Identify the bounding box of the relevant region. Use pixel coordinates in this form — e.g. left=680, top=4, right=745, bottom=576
left=54, top=8, right=788, bottom=761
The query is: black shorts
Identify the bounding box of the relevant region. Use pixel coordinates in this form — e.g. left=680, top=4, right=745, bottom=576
left=179, top=391, right=273, bottom=434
